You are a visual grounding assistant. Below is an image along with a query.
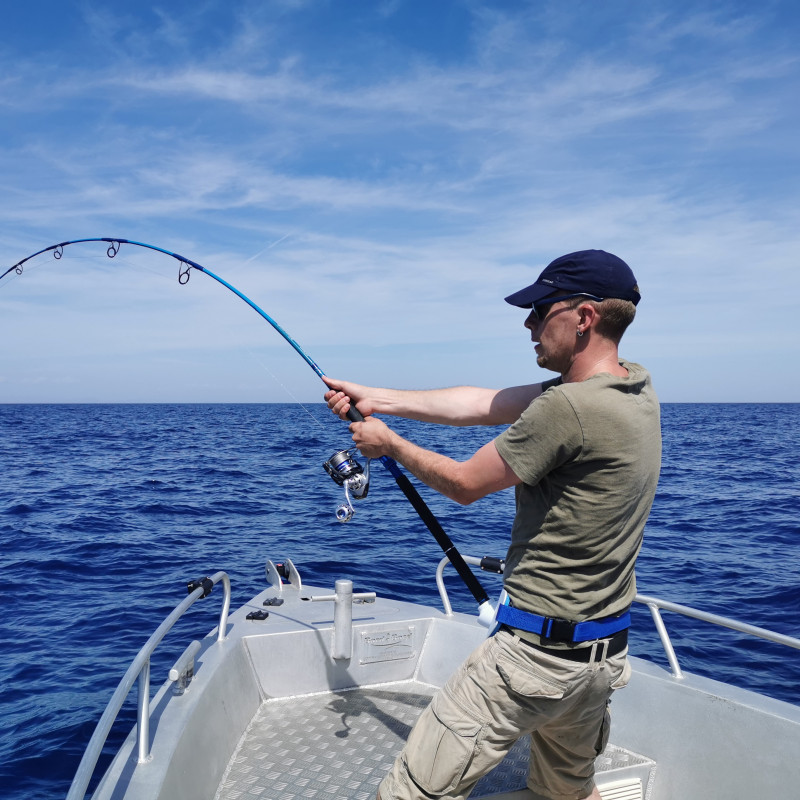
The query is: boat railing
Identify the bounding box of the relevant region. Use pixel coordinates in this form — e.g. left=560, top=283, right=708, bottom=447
left=65, top=571, right=231, bottom=800
left=435, top=554, right=503, bottom=617
left=435, top=556, right=800, bottom=679
left=634, top=593, right=800, bottom=678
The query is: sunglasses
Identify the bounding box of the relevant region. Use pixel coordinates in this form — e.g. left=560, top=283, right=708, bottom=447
left=531, top=292, right=605, bottom=321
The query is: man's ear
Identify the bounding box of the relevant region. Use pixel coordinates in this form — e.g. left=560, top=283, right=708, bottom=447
left=577, top=301, right=598, bottom=334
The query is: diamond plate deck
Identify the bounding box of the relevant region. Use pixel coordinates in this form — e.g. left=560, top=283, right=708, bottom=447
left=215, top=681, right=653, bottom=800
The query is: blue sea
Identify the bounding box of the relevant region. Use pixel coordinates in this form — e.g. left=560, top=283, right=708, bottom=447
left=1, top=403, right=799, bottom=800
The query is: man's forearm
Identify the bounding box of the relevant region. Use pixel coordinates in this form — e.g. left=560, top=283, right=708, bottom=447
left=380, top=430, right=520, bottom=506
left=383, top=431, right=471, bottom=502
left=370, top=384, right=543, bottom=426
left=368, top=385, right=494, bottom=425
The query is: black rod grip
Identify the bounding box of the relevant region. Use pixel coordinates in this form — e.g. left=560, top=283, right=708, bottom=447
left=346, top=406, right=365, bottom=422
left=390, top=470, right=489, bottom=606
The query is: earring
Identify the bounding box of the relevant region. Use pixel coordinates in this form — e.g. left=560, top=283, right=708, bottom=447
left=577, top=329, right=584, bottom=338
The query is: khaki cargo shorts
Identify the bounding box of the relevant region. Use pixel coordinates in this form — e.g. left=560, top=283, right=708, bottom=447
left=379, top=628, right=630, bottom=800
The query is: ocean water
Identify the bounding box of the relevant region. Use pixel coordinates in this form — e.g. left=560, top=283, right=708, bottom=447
left=1, top=402, right=799, bottom=800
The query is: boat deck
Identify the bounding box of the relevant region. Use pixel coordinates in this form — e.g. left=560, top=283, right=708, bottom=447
left=215, top=681, right=655, bottom=800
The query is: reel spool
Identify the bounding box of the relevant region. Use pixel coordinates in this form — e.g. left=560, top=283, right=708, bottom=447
left=323, top=449, right=371, bottom=522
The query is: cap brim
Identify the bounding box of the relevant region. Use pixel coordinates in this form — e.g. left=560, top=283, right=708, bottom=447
left=504, top=283, right=557, bottom=308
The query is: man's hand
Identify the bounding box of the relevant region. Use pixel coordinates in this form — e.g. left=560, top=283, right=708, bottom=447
left=323, top=377, right=377, bottom=420
left=348, top=416, right=396, bottom=459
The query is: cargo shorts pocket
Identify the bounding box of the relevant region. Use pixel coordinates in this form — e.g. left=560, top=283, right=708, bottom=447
left=495, top=649, right=568, bottom=699
left=595, top=704, right=612, bottom=756
left=610, top=656, right=632, bottom=690
left=403, top=693, right=484, bottom=796
left=596, top=658, right=631, bottom=756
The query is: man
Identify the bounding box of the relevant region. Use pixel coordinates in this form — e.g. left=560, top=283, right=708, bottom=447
left=324, top=250, right=661, bottom=800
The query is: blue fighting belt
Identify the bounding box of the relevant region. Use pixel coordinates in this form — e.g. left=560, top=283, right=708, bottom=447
left=495, top=602, right=630, bottom=643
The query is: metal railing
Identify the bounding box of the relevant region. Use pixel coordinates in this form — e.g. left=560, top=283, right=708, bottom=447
left=65, top=572, right=231, bottom=800
left=435, top=555, right=800, bottom=678
left=635, top=593, right=800, bottom=678
left=436, top=554, right=501, bottom=617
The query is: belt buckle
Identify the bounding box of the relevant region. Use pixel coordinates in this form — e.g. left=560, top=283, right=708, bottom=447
left=541, top=617, right=576, bottom=644
left=588, top=638, right=611, bottom=666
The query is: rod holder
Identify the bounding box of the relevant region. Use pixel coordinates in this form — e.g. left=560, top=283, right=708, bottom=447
left=309, top=579, right=376, bottom=660
left=169, top=640, right=202, bottom=695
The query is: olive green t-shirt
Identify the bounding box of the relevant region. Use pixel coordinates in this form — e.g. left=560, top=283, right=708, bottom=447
left=493, top=360, right=661, bottom=622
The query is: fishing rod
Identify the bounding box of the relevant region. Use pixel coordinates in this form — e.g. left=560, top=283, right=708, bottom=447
left=3, top=238, right=495, bottom=621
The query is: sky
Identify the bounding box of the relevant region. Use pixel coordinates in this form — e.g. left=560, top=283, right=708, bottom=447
left=1, top=0, right=798, bottom=404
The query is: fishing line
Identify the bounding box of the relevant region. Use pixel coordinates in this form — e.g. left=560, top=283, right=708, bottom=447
left=3, top=238, right=492, bottom=616
left=233, top=234, right=331, bottom=432
left=241, top=343, right=330, bottom=434
left=241, top=233, right=292, bottom=266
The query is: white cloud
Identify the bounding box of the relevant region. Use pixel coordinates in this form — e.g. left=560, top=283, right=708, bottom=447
left=1, top=2, right=799, bottom=402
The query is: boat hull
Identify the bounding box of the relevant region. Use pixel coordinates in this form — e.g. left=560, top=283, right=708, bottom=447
left=91, top=580, right=800, bottom=800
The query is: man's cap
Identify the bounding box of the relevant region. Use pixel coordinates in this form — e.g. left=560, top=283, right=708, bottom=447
left=504, top=249, right=641, bottom=308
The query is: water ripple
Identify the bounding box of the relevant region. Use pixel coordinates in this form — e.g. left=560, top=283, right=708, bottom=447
left=1, top=402, right=798, bottom=800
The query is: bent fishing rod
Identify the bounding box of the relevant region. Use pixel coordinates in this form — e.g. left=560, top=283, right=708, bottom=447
left=3, top=237, right=495, bottom=619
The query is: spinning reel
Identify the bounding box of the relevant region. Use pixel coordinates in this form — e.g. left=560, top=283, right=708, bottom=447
left=323, top=449, right=371, bottom=522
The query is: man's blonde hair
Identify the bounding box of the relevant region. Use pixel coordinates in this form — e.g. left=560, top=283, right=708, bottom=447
left=567, top=296, right=636, bottom=343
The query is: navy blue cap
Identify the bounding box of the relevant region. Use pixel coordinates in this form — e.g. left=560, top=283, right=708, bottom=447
left=504, top=249, right=640, bottom=308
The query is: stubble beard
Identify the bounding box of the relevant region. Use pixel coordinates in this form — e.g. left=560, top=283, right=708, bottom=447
left=535, top=344, right=551, bottom=370
left=535, top=344, right=565, bottom=374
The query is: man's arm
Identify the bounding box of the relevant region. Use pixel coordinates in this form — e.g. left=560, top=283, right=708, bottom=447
left=324, top=378, right=544, bottom=426
left=348, top=415, right=520, bottom=505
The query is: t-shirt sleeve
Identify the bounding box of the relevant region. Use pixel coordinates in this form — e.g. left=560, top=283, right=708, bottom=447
left=494, top=386, right=583, bottom=485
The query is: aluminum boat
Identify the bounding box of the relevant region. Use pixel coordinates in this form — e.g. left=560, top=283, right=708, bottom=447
left=67, top=556, right=800, bottom=800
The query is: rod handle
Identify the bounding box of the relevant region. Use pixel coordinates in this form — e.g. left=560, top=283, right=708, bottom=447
left=346, top=406, right=365, bottom=423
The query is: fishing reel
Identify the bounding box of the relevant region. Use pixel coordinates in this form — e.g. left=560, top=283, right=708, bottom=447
left=323, top=449, right=371, bottom=523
